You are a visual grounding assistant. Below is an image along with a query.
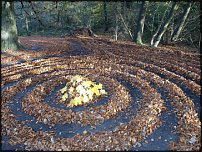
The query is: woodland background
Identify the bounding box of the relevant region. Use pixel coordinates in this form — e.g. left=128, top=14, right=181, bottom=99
left=11, top=1, right=200, bottom=49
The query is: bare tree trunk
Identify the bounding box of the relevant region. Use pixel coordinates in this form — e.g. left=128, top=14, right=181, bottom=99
left=171, top=2, right=192, bottom=42
left=57, top=10, right=60, bottom=24
left=29, top=1, right=44, bottom=27
left=21, top=2, right=30, bottom=36
left=133, top=1, right=148, bottom=44
left=103, top=0, right=108, bottom=32
left=198, top=34, right=201, bottom=51
left=1, top=2, right=20, bottom=52
left=152, top=2, right=179, bottom=47
left=119, top=13, right=133, bottom=40
left=150, top=2, right=171, bottom=46
left=25, top=14, right=30, bottom=36
left=114, top=5, right=119, bottom=41
left=56, top=1, right=59, bottom=22
left=115, top=13, right=118, bottom=41
left=170, top=19, right=174, bottom=39
left=162, top=18, right=174, bottom=44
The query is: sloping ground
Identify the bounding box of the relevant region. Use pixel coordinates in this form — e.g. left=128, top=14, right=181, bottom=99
left=1, top=36, right=201, bottom=151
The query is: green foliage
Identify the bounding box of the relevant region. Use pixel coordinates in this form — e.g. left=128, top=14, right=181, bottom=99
left=13, top=1, right=200, bottom=48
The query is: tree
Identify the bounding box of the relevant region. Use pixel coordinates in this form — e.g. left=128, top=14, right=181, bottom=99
left=119, top=13, right=133, bottom=40
left=171, top=2, right=192, bottom=42
left=152, top=2, right=179, bottom=47
left=133, top=1, right=148, bottom=44
left=114, top=5, right=118, bottom=41
left=118, top=1, right=133, bottom=40
left=24, top=13, right=30, bottom=36
left=103, top=0, right=108, bottom=32
left=1, top=2, right=20, bottom=51
left=28, top=1, right=44, bottom=27
left=150, top=2, right=171, bottom=46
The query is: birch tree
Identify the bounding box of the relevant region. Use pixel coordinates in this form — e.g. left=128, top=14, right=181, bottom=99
left=171, top=2, right=192, bottom=42
left=152, top=2, right=179, bottom=47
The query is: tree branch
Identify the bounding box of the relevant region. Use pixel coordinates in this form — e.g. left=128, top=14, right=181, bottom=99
left=119, top=13, right=133, bottom=40
left=20, top=1, right=30, bottom=17
left=28, top=1, right=44, bottom=26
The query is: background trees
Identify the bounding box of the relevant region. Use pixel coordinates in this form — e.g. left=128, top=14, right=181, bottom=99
left=2, top=1, right=200, bottom=51
left=151, top=2, right=179, bottom=47
left=171, top=2, right=193, bottom=42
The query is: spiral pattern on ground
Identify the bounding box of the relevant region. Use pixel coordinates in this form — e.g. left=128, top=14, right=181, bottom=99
left=1, top=36, right=201, bottom=151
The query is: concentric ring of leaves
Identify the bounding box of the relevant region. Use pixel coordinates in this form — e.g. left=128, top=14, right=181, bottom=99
left=1, top=36, right=201, bottom=151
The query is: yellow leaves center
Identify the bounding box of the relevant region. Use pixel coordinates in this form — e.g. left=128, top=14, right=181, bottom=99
left=60, top=75, right=107, bottom=107
left=62, top=93, right=68, bottom=101
left=61, top=86, right=67, bottom=94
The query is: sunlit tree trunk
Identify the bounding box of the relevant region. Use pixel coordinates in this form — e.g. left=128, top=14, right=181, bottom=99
left=1, top=2, right=20, bottom=52
left=119, top=13, right=133, bottom=40
left=152, top=2, right=179, bottom=47
left=150, top=2, right=171, bottom=46
left=171, top=2, right=192, bottom=42
left=115, top=13, right=118, bottom=41
left=114, top=5, right=119, bottom=41
left=133, top=1, right=148, bottom=44
left=25, top=14, right=30, bottom=36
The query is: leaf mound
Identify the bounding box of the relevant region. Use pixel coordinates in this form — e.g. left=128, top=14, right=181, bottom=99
left=60, top=75, right=107, bottom=107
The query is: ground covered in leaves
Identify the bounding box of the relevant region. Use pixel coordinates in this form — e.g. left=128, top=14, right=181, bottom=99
left=1, top=35, right=201, bottom=151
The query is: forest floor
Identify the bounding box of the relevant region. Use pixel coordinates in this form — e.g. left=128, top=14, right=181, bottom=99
left=1, top=35, right=201, bottom=151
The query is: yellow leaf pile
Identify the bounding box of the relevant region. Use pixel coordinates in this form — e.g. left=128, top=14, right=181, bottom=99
left=60, top=75, right=107, bottom=107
